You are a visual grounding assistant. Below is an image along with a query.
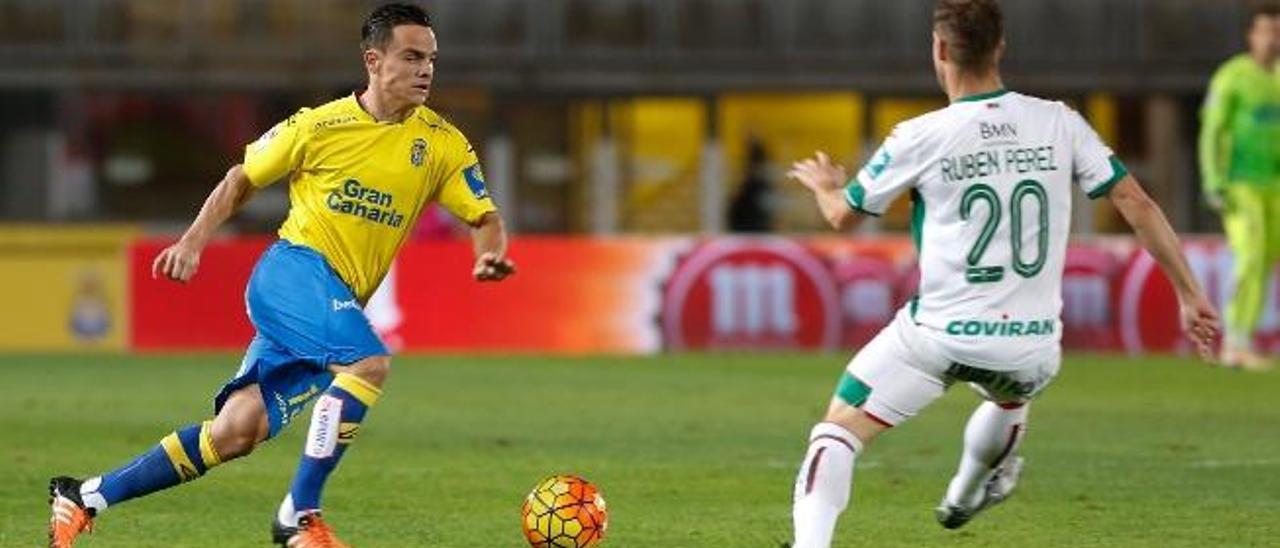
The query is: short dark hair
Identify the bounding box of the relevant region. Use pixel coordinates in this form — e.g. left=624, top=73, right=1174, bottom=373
left=933, top=0, right=1004, bottom=71
left=361, top=3, right=432, bottom=51
left=1252, top=0, right=1280, bottom=18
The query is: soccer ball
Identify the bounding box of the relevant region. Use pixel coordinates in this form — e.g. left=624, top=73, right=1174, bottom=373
left=520, top=474, right=608, bottom=548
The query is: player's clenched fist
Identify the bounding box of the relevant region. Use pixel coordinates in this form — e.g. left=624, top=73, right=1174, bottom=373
left=472, top=251, right=516, bottom=282
left=152, top=240, right=203, bottom=283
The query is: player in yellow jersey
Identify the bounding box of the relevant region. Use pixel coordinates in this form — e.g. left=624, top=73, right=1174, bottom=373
left=47, top=5, right=513, bottom=547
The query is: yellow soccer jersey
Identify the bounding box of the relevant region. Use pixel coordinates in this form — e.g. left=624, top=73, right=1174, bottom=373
left=242, top=95, right=496, bottom=302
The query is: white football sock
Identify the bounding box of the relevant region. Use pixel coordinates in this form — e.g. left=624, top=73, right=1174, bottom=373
left=79, top=476, right=108, bottom=513
left=792, top=422, right=863, bottom=548
left=277, top=494, right=300, bottom=527
left=944, top=401, right=1028, bottom=508
left=1225, top=329, right=1253, bottom=353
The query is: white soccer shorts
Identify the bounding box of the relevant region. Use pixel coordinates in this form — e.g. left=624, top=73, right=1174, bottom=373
left=840, top=310, right=1060, bottom=426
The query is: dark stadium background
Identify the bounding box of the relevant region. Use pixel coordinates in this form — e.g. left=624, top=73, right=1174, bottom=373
left=3, top=2, right=1277, bottom=547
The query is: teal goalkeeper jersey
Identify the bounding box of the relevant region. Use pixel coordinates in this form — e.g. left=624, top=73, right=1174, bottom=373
left=1200, top=54, right=1280, bottom=192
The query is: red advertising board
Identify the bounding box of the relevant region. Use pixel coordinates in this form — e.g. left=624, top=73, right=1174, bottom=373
left=659, top=239, right=842, bottom=351
left=128, top=236, right=1265, bottom=356
left=130, top=237, right=270, bottom=350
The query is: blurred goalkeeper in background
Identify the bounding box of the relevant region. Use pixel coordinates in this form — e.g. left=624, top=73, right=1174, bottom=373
left=47, top=4, right=515, bottom=547
left=1200, top=1, right=1280, bottom=371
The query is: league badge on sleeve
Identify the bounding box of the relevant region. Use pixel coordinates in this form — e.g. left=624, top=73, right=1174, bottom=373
left=410, top=138, right=427, bottom=167
left=251, top=125, right=281, bottom=153
left=463, top=163, right=490, bottom=199
left=861, top=146, right=892, bottom=181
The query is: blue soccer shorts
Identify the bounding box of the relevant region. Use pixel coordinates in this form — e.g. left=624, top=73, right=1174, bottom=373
left=213, top=240, right=388, bottom=438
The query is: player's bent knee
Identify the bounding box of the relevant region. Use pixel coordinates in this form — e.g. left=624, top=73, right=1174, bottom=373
left=210, top=426, right=259, bottom=460
left=209, top=409, right=268, bottom=459
left=342, top=355, right=392, bottom=387
left=823, top=400, right=893, bottom=445
left=210, top=387, right=270, bottom=460
left=209, top=413, right=266, bottom=460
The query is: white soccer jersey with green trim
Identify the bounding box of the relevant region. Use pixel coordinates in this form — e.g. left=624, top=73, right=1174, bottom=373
left=844, top=90, right=1127, bottom=371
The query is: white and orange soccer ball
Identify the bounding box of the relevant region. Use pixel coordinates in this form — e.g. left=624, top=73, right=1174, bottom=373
left=520, top=475, right=608, bottom=548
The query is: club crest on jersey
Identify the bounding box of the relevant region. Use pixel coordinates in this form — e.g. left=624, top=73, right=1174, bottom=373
left=463, top=163, right=489, bottom=199
left=410, top=138, right=428, bottom=167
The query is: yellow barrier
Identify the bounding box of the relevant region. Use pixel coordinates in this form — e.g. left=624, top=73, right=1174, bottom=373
left=612, top=98, right=707, bottom=232
left=0, top=225, right=137, bottom=352
left=719, top=92, right=866, bottom=231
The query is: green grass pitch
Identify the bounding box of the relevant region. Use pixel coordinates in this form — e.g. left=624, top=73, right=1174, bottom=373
left=2, top=353, right=1277, bottom=547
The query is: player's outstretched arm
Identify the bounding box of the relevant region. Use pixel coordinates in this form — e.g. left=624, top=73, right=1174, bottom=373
left=469, top=212, right=516, bottom=282
left=1108, top=175, right=1220, bottom=358
left=152, top=164, right=255, bottom=283
left=788, top=151, right=860, bottom=231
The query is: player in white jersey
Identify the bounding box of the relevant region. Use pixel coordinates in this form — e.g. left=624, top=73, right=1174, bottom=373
left=784, top=1, right=1220, bottom=546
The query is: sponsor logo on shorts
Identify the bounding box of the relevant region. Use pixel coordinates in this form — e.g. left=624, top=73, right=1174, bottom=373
left=333, top=299, right=361, bottom=312
left=287, top=384, right=322, bottom=406
left=945, top=318, right=1056, bottom=337
left=274, top=393, right=291, bottom=426
left=945, top=362, right=1040, bottom=398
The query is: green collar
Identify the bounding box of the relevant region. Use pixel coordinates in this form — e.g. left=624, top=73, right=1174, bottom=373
left=954, top=88, right=1010, bottom=103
